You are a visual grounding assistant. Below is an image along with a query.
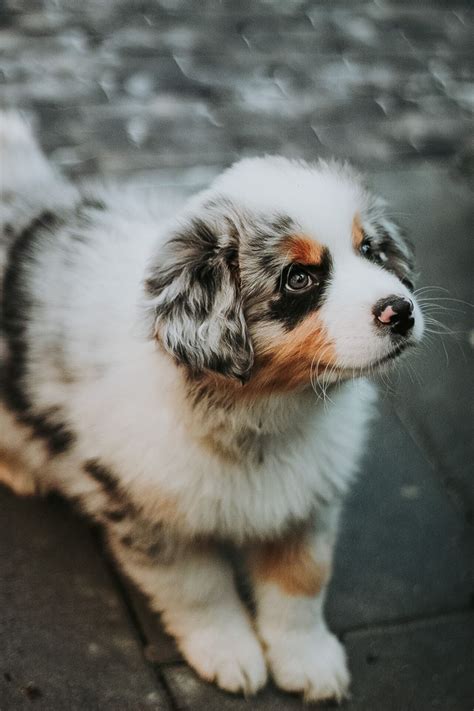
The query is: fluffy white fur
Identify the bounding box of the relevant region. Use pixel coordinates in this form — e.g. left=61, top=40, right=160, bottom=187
left=0, top=112, right=424, bottom=702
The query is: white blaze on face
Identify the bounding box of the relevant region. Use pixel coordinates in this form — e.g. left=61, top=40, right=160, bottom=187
left=319, top=254, right=424, bottom=370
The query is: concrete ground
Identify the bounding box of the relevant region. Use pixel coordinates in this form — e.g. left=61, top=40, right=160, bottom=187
left=0, top=1, right=473, bottom=709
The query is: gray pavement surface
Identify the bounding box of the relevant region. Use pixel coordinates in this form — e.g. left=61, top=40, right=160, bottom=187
left=1, top=1, right=473, bottom=709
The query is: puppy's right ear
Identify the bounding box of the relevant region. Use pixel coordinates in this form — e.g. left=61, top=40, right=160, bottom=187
left=144, top=205, right=254, bottom=382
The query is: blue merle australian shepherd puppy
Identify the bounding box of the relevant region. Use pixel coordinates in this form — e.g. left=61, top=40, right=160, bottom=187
left=0, top=113, right=424, bottom=702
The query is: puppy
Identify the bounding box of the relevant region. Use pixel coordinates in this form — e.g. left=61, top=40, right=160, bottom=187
left=0, top=113, right=424, bottom=702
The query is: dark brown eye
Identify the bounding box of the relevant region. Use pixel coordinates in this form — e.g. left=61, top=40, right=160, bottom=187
left=285, top=268, right=313, bottom=292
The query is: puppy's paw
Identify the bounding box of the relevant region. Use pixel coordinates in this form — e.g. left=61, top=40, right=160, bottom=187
left=179, top=621, right=268, bottom=695
left=266, top=627, right=350, bottom=703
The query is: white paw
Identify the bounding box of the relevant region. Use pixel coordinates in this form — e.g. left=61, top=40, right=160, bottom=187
left=178, top=621, right=268, bottom=695
left=266, top=627, right=350, bottom=703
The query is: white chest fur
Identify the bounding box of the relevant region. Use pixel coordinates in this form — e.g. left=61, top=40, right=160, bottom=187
left=65, top=350, right=375, bottom=541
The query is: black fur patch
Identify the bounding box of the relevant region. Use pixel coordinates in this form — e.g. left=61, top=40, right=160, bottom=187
left=120, top=534, right=134, bottom=547
left=359, top=225, right=414, bottom=287
left=83, top=459, right=140, bottom=527
left=80, top=197, right=105, bottom=211
left=1, top=210, right=76, bottom=455
left=268, top=248, right=333, bottom=330
left=25, top=409, right=75, bottom=455
left=118, top=526, right=168, bottom=561
left=2, top=223, right=14, bottom=239
left=104, top=509, right=127, bottom=522
left=84, top=459, right=121, bottom=496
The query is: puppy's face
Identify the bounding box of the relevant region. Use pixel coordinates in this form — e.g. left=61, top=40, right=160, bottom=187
left=146, top=157, right=424, bottom=393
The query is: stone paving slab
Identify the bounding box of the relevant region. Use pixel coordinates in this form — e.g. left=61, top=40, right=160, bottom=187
left=344, top=613, right=474, bottom=711
left=370, top=167, right=474, bottom=511
left=0, top=489, right=168, bottom=711
left=327, top=400, right=473, bottom=632
left=161, top=612, right=474, bottom=710
left=5, top=103, right=470, bottom=181
left=1, top=0, right=472, bottom=175
left=163, top=666, right=305, bottom=711
left=345, top=613, right=474, bottom=711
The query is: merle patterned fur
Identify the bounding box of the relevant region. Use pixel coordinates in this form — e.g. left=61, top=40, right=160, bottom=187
left=1, top=210, right=76, bottom=454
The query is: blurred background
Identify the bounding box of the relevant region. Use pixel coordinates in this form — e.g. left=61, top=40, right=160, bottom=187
left=1, top=1, right=473, bottom=710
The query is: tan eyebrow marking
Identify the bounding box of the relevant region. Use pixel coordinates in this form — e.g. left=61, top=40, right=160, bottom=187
left=284, top=234, right=326, bottom=265
left=352, top=213, right=365, bottom=251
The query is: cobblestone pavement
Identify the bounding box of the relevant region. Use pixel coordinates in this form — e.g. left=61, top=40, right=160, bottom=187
left=1, top=2, right=473, bottom=710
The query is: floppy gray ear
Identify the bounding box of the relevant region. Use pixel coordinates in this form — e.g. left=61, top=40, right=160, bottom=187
left=145, top=207, right=254, bottom=381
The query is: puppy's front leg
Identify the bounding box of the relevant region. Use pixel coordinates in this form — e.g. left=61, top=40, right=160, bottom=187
left=247, top=517, right=349, bottom=703
left=107, top=524, right=267, bottom=695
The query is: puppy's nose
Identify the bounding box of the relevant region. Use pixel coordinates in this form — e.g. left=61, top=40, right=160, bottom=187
left=373, top=296, right=414, bottom=337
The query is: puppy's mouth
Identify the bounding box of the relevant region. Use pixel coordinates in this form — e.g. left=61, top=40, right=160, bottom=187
left=365, top=341, right=412, bottom=369
left=322, top=342, right=411, bottom=377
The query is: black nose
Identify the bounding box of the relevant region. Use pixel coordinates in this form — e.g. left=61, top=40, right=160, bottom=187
left=373, top=296, right=414, bottom=337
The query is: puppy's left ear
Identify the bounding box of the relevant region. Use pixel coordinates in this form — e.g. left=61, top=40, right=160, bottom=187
left=144, top=205, right=254, bottom=382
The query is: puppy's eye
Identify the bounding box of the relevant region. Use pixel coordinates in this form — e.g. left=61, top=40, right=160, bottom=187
left=285, top=268, right=314, bottom=292
left=360, top=238, right=383, bottom=264
left=360, top=239, right=373, bottom=257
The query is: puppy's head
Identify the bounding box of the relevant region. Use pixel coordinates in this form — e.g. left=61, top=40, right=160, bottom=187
left=145, top=157, right=424, bottom=392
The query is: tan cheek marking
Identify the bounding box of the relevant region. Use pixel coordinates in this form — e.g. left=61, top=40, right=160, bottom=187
left=285, top=234, right=325, bottom=265
left=352, top=213, right=365, bottom=251
left=245, top=314, right=337, bottom=394
left=249, top=537, right=331, bottom=597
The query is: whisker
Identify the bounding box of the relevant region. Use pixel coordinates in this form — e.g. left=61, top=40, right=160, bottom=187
left=417, top=297, right=473, bottom=307
left=439, top=335, right=450, bottom=367
left=414, top=285, right=451, bottom=296
left=310, top=344, right=336, bottom=403
left=419, top=303, right=466, bottom=314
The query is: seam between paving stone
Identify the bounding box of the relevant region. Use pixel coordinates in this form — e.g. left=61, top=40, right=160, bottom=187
left=99, top=511, right=473, bottom=671
left=340, top=606, right=474, bottom=639
left=94, top=530, right=179, bottom=711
